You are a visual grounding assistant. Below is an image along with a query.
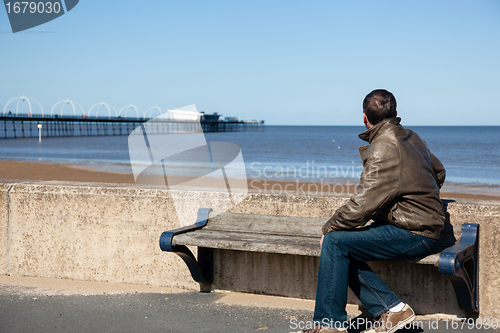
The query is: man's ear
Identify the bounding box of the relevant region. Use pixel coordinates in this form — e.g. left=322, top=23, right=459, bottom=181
left=363, top=113, right=373, bottom=129
left=395, top=110, right=398, bottom=117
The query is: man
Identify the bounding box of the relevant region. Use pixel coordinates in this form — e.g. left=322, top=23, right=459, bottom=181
left=303, top=89, right=446, bottom=333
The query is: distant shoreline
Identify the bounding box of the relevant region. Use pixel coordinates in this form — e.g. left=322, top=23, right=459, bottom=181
left=1, top=160, right=499, bottom=201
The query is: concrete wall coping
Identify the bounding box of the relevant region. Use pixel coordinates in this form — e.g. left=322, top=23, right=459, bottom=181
left=2, top=179, right=500, bottom=215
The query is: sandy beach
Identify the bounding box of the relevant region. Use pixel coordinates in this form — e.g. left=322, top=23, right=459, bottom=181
left=1, top=160, right=499, bottom=201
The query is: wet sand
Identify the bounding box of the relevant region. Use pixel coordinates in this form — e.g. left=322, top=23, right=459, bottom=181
left=0, top=160, right=136, bottom=184
left=1, top=160, right=499, bottom=200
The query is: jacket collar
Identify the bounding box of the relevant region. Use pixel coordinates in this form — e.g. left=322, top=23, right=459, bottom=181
left=358, top=117, right=401, bottom=143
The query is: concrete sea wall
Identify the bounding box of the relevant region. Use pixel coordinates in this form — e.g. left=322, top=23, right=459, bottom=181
left=0, top=180, right=499, bottom=319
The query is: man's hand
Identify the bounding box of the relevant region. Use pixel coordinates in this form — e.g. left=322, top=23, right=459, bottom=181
left=320, top=234, right=324, bottom=249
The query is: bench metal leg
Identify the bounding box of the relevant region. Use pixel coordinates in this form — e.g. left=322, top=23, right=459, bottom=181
left=198, top=247, right=213, bottom=292
left=159, top=208, right=213, bottom=291
left=438, top=223, right=479, bottom=312
left=167, top=244, right=213, bottom=288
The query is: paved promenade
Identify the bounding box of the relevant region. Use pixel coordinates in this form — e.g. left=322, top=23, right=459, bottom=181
left=0, top=275, right=313, bottom=333
left=0, top=276, right=498, bottom=333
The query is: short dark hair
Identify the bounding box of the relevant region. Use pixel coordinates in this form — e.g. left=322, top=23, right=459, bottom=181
left=363, top=89, right=397, bottom=125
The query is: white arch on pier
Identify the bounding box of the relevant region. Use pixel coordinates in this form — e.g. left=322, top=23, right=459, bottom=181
left=88, top=102, right=117, bottom=119
left=3, top=95, right=44, bottom=117
left=119, top=104, right=143, bottom=120
left=143, top=106, right=164, bottom=119
left=50, top=99, right=86, bottom=117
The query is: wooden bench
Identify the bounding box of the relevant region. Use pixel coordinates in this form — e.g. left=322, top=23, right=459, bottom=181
left=159, top=208, right=479, bottom=313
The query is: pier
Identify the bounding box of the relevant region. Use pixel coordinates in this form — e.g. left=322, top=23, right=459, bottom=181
left=0, top=114, right=265, bottom=139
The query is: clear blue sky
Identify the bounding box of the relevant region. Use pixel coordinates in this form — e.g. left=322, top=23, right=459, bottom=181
left=1, top=0, right=499, bottom=125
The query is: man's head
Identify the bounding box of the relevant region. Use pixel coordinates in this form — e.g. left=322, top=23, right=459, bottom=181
left=362, top=89, right=397, bottom=128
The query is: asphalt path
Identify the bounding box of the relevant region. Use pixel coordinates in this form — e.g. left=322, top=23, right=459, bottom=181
left=1, top=284, right=498, bottom=333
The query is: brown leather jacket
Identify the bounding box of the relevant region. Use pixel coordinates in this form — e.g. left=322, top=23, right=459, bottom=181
left=323, top=117, right=446, bottom=239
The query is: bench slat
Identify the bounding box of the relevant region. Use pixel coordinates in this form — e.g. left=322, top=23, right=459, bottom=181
left=174, top=229, right=321, bottom=256
left=413, top=253, right=440, bottom=265
left=207, top=212, right=325, bottom=238
left=207, top=212, right=460, bottom=241
left=173, top=229, right=441, bottom=265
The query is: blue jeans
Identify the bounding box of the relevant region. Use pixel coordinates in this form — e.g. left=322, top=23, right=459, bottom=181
left=313, top=222, right=438, bottom=328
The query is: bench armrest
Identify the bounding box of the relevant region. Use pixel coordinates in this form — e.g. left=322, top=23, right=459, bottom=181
left=438, top=223, right=479, bottom=312
left=159, top=208, right=212, bottom=251
left=159, top=208, right=213, bottom=287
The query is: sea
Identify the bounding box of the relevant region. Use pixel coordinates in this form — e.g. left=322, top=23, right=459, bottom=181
left=0, top=125, right=499, bottom=195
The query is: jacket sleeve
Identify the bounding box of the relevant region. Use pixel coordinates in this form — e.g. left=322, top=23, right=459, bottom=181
left=429, top=150, right=446, bottom=189
left=322, top=143, right=400, bottom=234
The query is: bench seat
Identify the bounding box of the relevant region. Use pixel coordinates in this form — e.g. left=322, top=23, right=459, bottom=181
left=173, top=212, right=454, bottom=265
left=174, top=228, right=443, bottom=266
